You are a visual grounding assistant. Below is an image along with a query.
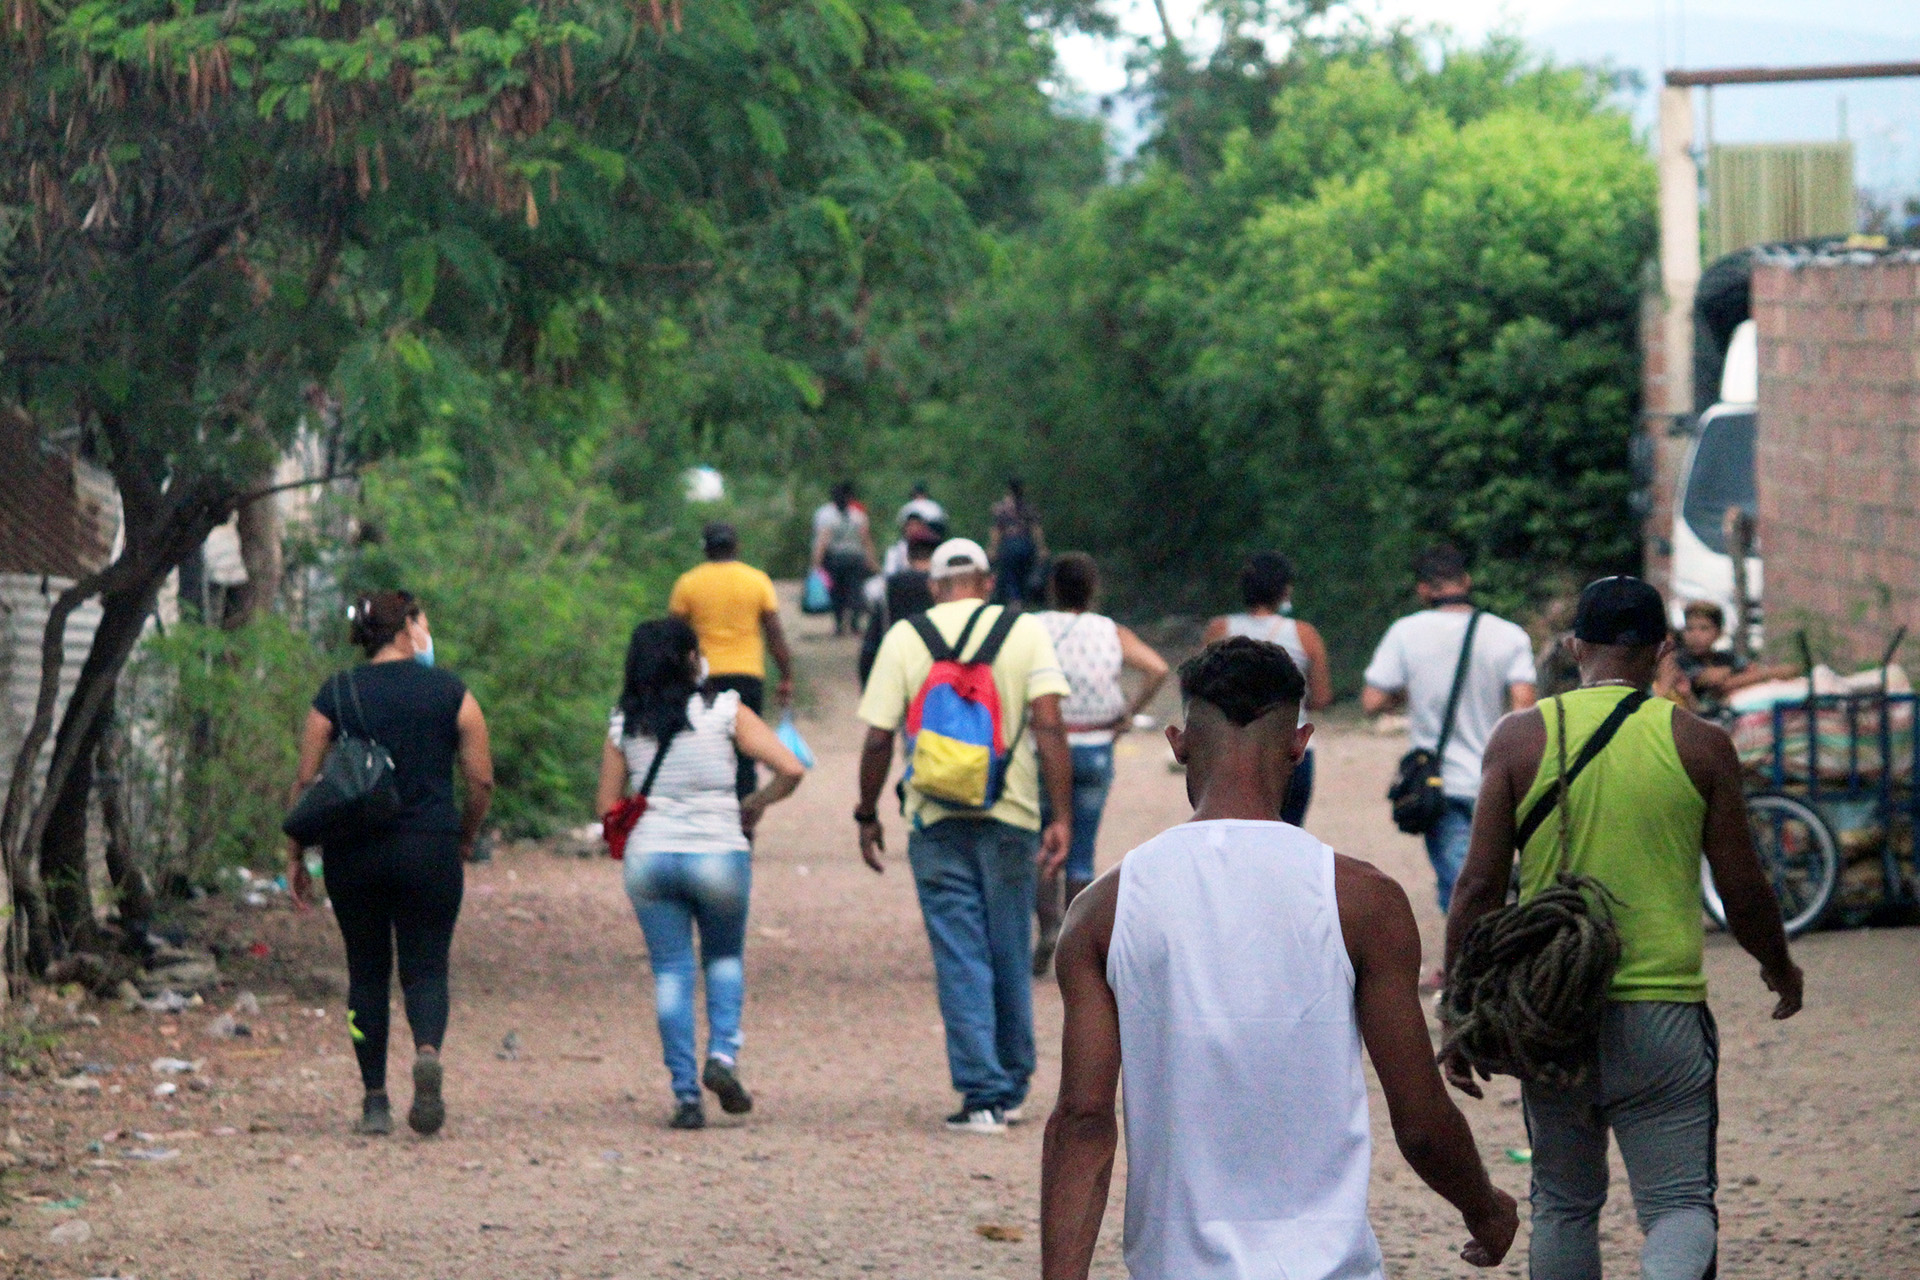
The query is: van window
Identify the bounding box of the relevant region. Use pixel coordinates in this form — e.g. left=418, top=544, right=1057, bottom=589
left=1682, top=412, right=1756, bottom=556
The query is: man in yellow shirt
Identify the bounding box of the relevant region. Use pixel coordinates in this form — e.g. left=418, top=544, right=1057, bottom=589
left=855, top=537, right=1074, bottom=1134
left=668, top=522, right=794, bottom=798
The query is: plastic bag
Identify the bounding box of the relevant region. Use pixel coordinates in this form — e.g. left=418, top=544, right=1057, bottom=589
left=802, top=568, right=833, bottom=614
left=777, top=712, right=816, bottom=769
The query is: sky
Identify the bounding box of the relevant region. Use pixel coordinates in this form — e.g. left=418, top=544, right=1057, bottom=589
left=1055, top=0, right=1920, bottom=204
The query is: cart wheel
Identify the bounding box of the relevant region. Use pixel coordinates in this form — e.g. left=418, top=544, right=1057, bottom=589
left=1703, top=793, right=1840, bottom=938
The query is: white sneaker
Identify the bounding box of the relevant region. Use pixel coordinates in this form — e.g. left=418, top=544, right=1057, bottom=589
left=944, top=1107, right=1007, bottom=1134
left=1002, top=1105, right=1026, bottom=1125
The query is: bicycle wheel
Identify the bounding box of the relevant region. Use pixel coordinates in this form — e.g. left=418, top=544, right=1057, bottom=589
left=1703, top=793, right=1839, bottom=938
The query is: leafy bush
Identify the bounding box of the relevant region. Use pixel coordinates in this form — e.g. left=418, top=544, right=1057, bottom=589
left=346, top=448, right=678, bottom=836
left=123, top=617, right=333, bottom=889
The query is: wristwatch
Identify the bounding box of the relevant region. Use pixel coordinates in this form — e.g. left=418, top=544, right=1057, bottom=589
left=853, top=807, right=879, bottom=823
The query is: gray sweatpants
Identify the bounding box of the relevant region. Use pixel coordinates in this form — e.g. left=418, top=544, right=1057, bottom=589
left=1522, top=1001, right=1719, bottom=1280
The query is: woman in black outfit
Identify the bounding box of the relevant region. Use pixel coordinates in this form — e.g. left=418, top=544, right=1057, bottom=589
left=287, top=590, right=494, bottom=1136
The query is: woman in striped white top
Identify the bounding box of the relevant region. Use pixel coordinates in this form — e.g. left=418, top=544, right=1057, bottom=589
left=596, top=618, right=806, bottom=1130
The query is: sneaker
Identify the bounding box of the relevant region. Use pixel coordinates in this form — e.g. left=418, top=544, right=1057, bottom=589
left=1002, top=1104, right=1026, bottom=1125
left=670, top=1100, right=706, bottom=1130
left=408, top=1054, right=445, bottom=1136
left=702, top=1057, right=754, bottom=1116
left=355, top=1091, right=393, bottom=1136
left=944, top=1107, right=1007, bottom=1135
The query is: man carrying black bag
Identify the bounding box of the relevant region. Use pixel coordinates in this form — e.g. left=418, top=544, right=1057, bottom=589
left=1363, top=547, right=1536, bottom=929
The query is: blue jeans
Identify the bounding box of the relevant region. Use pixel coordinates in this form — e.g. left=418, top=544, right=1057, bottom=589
left=1425, top=796, right=1474, bottom=913
left=1040, top=744, right=1115, bottom=881
left=1281, top=746, right=1315, bottom=827
left=625, top=849, right=752, bottom=1102
left=906, top=818, right=1039, bottom=1112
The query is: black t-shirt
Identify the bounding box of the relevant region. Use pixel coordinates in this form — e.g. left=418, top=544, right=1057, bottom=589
left=313, top=662, right=467, bottom=832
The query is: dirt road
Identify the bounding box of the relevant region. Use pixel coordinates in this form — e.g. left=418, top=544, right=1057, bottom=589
left=4, top=605, right=1919, bottom=1279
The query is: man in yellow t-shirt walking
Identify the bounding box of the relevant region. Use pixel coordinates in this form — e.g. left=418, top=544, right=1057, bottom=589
left=855, top=538, right=1074, bottom=1134
left=669, top=522, right=794, bottom=799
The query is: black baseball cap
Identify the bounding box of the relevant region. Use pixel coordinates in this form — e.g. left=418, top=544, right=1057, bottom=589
left=1573, top=576, right=1668, bottom=647
left=701, top=521, right=738, bottom=553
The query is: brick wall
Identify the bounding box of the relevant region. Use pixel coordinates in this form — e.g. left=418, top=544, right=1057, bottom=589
left=1753, top=255, right=1920, bottom=668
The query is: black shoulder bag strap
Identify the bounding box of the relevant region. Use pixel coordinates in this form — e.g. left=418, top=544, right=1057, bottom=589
left=638, top=725, right=680, bottom=801
left=971, top=605, right=1030, bottom=757
left=905, top=602, right=991, bottom=666
left=342, top=667, right=375, bottom=741
left=1432, top=610, right=1484, bottom=764
left=1514, top=689, right=1652, bottom=851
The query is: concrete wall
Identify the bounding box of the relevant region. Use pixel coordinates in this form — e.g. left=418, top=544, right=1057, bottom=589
left=1752, top=254, right=1920, bottom=668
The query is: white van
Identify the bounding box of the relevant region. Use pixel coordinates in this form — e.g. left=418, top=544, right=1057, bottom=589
left=1670, top=319, right=1762, bottom=643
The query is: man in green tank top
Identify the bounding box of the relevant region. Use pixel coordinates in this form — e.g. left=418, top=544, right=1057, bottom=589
left=1442, top=576, right=1802, bottom=1280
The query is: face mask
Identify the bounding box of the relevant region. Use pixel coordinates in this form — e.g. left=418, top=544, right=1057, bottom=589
left=413, top=633, right=435, bottom=668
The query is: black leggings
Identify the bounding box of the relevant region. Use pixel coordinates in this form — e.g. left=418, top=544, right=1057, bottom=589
left=322, top=829, right=464, bottom=1092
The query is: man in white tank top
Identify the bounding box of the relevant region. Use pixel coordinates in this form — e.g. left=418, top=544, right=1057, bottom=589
left=1040, top=638, right=1518, bottom=1280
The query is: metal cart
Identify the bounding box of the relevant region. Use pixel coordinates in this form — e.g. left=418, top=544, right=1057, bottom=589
left=1703, top=630, right=1917, bottom=937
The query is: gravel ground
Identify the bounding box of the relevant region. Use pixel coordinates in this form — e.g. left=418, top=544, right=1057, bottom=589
left=3, top=603, right=1918, bottom=1279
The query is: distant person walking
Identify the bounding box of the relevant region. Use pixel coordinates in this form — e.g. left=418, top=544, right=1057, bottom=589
left=860, top=524, right=943, bottom=686
left=1041, top=638, right=1518, bottom=1279
left=1204, top=551, right=1333, bottom=825
left=855, top=538, right=1075, bottom=1132
left=988, top=477, right=1046, bottom=606
left=1030, top=553, right=1170, bottom=976
left=288, top=591, right=495, bottom=1137
left=669, top=521, right=795, bottom=799
left=897, top=481, right=947, bottom=533
left=1444, top=576, right=1802, bottom=1280
left=811, top=481, right=880, bottom=635
left=1363, top=546, right=1537, bottom=918
left=597, top=619, right=806, bottom=1130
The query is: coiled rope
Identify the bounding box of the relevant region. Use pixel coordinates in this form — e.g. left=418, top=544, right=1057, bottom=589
left=1439, top=874, right=1621, bottom=1088
left=1440, top=696, right=1622, bottom=1089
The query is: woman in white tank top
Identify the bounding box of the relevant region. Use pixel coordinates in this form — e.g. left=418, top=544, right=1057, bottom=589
left=1031, top=553, right=1171, bottom=976
left=1204, top=552, right=1333, bottom=825
left=595, top=618, right=808, bottom=1130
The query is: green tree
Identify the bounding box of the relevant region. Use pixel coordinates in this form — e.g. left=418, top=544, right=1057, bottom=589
left=915, top=34, right=1653, bottom=681
left=0, top=0, right=593, bottom=967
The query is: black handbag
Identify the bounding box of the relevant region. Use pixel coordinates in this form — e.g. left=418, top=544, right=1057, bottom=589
left=283, top=668, right=401, bottom=846
left=1387, top=610, right=1482, bottom=835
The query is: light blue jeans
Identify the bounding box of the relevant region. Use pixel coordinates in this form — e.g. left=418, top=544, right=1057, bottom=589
left=1425, top=796, right=1475, bottom=913
left=1039, top=743, right=1115, bottom=881
left=625, top=849, right=751, bottom=1102
left=907, top=818, right=1039, bottom=1113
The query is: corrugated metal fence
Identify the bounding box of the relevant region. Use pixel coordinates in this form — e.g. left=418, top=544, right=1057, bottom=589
left=0, top=573, right=105, bottom=947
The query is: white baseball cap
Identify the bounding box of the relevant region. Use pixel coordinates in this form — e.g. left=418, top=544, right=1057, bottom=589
left=928, top=537, right=991, bottom=580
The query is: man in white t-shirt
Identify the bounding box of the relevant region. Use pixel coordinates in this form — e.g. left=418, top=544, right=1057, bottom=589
left=1362, top=547, right=1536, bottom=916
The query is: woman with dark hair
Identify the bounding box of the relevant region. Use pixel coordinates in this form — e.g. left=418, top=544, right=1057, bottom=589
left=988, top=477, right=1046, bottom=605
left=288, top=590, right=495, bottom=1137
left=1204, top=552, right=1334, bottom=825
left=1030, top=553, right=1170, bottom=975
left=810, top=480, right=879, bottom=635
left=596, top=618, right=807, bottom=1129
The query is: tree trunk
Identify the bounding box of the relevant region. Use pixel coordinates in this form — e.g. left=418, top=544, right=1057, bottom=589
left=228, top=471, right=284, bottom=628
left=8, top=485, right=229, bottom=974
left=96, top=694, right=155, bottom=936
left=2, top=573, right=104, bottom=977
left=35, top=578, right=160, bottom=952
